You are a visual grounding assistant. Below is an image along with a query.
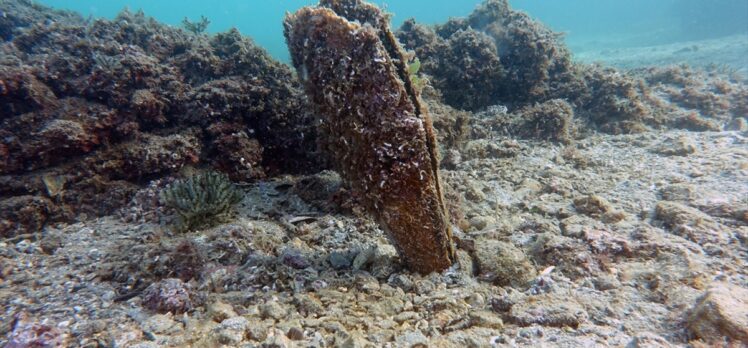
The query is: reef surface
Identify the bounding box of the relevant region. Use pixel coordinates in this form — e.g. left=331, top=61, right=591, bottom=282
left=1, top=0, right=747, bottom=347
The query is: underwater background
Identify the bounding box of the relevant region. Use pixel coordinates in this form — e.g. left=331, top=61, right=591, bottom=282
left=36, top=0, right=748, bottom=62
left=2, top=0, right=748, bottom=346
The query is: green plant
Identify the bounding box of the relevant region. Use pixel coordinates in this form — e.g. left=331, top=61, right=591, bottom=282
left=182, top=15, right=211, bottom=34
left=160, top=171, right=242, bottom=232
left=407, top=57, right=427, bottom=93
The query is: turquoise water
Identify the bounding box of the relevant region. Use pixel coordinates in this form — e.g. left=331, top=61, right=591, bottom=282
left=37, top=0, right=748, bottom=61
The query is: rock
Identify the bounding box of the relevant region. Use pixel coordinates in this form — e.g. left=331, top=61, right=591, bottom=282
left=464, top=182, right=486, bottom=202
left=280, top=247, right=311, bottom=269
left=573, top=195, right=625, bottom=223
left=334, top=331, right=372, bottom=348
left=293, top=294, right=324, bottom=317
left=262, top=328, right=294, bottom=347
left=260, top=301, right=288, bottom=321
left=142, top=278, right=195, bottom=314
left=473, top=239, right=537, bottom=288
left=490, top=289, right=527, bottom=314
left=394, top=311, right=421, bottom=324
left=293, top=170, right=342, bottom=210
left=395, top=330, right=429, bottom=348
left=660, top=184, right=695, bottom=202
left=141, top=314, right=183, bottom=335
left=653, top=136, right=698, bottom=156
left=466, top=293, right=485, bottom=307
left=211, top=317, right=249, bottom=346
left=593, top=274, right=621, bottom=291
left=454, top=249, right=475, bottom=278
left=627, top=332, right=673, bottom=348
left=509, top=295, right=588, bottom=328
left=414, top=279, right=435, bottom=295
left=328, top=250, right=354, bottom=270
left=287, top=327, right=305, bottom=340
left=469, top=216, right=493, bottom=231
left=469, top=310, right=504, bottom=329
left=440, top=149, right=462, bottom=170
left=725, top=117, right=747, bottom=131
left=0, top=195, right=57, bottom=238
left=582, top=228, right=631, bottom=255
left=464, top=139, right=519, bottom=159
left=207, top=300, right=237, bottom=323
left=38, top=233, right=62, bottom=255
left=687, top=283, right=748, bottom=344
left=655, top=201, right=726, bottom=244
left=6, top=313, right=63, bottom=348
left=352, top=242, right=400, bottom=279
left=246, top=320, right=271, bottom=341
left=389, top=274, right=415, bottom=292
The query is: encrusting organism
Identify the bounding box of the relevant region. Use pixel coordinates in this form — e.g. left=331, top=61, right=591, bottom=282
left=284, top=0, right=456, bottom=273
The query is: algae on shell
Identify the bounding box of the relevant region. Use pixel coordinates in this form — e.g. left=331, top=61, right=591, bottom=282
left=284, top=0, right=456, bottom=273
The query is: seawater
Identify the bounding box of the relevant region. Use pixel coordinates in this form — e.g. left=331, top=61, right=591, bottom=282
left=36, top=0, right=748, bottom=62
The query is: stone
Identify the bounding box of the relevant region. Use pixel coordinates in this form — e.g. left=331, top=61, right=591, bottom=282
left=140, top=314, right=183, bottom=335
left=389, top=274, right=415, bottom=292
left=469, top=310, right=504, bottom=329
left=627, top=332, right=673, bottom=348
left=352, top=242, right=400, bottom=279
left=207, top=300, right=237, bottom=323
left=593, top=274, right=620, bottom=291
left=395, top=330, right=429, bottom=347
left=660, top=184, right=695, bottom=202
left=246, top=320, right=271, bottom=341
left=141, top=278, right=195, bottom=314
left=329, top=250, right=354, bottom=270
left=262, top=328, right=293, bottom=347
left=455, top=249, right=475, bottom=278
left=211, top=317, right=249, bottom=346
left=394, top=311, right=421, bottom=323
left=280, top=247, right=311, bottom=269
left=287, top=327, right=305, bottom=340
left=687, top=283, right=748, bottom=344
left=466, top=293, right=485, bottom=308
left=414, top=279, right=436, bottom=295
left=260, top=301, right=288, bottom=321
left=573, top=194, right=625, bottom=223
left=464, top=139, right=519, bottom=159
left=655, top=201, right=726, bottom=244
left=293, top=294, right=324, bottom=317
left=334, top=331, right=372, bottom=348
left=725, top=117, right=748, bottom=131
left=509, top=294, right=588, bottom=328
left=6, top=313, right=63, bottom=348
left=469, top=216, right=492, bottom=231
left=653, top=136, right=698, bottom=156
left=473, top=239, right=537, bottom=288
